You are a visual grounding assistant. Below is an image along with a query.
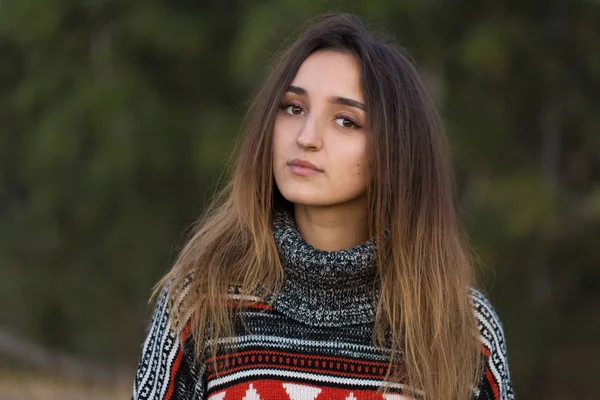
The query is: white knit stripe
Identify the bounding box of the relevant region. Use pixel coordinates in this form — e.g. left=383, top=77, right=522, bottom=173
left=234, top=311, right=279, bottom=319
left=206, top=337, right=391, bottom=363
left=205, top=334, right=394, bottom=363
left=474, top=304, right=503, bottom=353
left=147, top=316, right=180, bottom=400
left=135, top=291, right=169, bottom=396
left=472, top=291, right=505, bottom=340
left=207, top=334, right=388, bottom=355
left=235, top=329, right=392, bottom=361
left=474, top=298, right=508, bottom=356
left=228, top=293, right=262, bottom=302
left=472, top=293, right=506, bottom=361
left=206, top=368, right=408, bottom=393
left=135, top=298, right=164, bottom=389
left=177, top=283, right=191, bottom=310
left=135, top=290, right=181, bottom=399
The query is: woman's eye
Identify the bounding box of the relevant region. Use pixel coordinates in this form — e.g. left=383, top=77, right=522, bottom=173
left=335, top=117, right=358, bottom=129
left=284, top=104, right=304, bottom=115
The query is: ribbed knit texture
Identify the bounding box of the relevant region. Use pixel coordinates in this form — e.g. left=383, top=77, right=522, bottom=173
left=132, top=211, right=514, bottom=400
left=272, top=210, right=379, bottom=327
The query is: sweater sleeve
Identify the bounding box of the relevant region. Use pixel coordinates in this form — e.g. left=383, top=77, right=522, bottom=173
left=132, top=287, right=205, bottom=400
left=471, top=289, right=515, bottom=400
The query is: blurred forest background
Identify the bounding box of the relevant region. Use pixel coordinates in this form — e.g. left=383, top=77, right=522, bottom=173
left=0, top=0, right=599, bottom=398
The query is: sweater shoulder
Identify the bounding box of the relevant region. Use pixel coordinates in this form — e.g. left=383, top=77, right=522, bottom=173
left=470, top=288, right=507, bottom=349
left=132, top=285, right=204, bottom=399
left=469, top=288, right=514, bottom=400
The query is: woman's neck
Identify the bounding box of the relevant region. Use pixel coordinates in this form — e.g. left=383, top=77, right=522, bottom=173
left=293, top=201, right=369, bottom=252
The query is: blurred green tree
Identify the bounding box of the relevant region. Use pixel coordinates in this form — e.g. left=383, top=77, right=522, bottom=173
left=0, top=0, right=598, bottom=398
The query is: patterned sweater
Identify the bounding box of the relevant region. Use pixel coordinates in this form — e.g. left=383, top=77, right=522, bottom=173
left=132, top=212, right=514, bottom=400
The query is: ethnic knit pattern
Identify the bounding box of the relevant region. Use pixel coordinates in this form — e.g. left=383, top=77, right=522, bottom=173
left=132, top=211, right=514, bottom=400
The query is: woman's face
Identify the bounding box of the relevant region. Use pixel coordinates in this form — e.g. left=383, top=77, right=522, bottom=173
left=273, top=50, right=368, bottom=208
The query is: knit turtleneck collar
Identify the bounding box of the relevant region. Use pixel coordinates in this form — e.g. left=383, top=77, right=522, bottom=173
left=272, top=210, right=379, bottom=327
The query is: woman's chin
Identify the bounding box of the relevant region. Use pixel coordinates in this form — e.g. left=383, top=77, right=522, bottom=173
left=280, top=192, right=331, bottom=207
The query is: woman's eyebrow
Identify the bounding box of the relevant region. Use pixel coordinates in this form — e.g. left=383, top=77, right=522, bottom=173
left=286, top=85, right=366, bottom=111
left=332, top=96, right=366, bottom=111
left=287, top=85, right=307, bottom=95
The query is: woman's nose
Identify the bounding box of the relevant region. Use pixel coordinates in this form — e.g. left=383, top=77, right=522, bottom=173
left=296, top=114, right=323, bottom=150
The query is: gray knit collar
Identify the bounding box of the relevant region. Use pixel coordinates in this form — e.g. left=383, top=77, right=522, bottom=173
left=272, top=210, right=379, bottom=327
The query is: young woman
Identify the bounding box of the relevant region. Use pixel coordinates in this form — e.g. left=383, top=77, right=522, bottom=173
left=132, top=13, right=513, bottom=400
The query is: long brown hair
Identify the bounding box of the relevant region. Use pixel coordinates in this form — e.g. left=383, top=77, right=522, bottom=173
left=153, top=13, right=482, bottom=400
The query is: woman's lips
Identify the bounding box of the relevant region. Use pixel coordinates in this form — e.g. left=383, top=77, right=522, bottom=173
left=289, top=164, right=323, bottom=176
left=288, top=159, right=323, bottom=176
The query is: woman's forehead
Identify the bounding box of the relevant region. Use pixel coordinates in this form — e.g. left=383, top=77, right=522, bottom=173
left=290, top=50, right=363, bottom=102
